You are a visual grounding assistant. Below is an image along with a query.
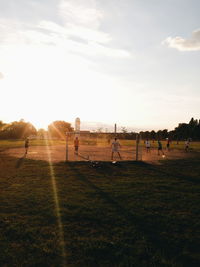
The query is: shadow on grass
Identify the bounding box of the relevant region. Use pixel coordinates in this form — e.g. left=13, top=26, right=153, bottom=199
left=15, top=153, right=27, bottom=168
left=1, top=154, right=199, bottom=266
left=66, top=160, right=200, bottom=266
left=67, top=163, right=172, bottom=265
left=144, top=158, right=200, bottom=184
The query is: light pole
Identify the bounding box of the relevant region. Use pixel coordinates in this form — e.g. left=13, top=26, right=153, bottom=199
left=114, top=123, right=117, bottom=136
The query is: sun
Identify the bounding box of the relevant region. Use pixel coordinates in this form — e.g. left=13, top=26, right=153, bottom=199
left=1, top=43, right=121, bottom=129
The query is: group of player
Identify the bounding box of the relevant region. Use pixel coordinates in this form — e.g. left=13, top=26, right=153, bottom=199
left=23, top=136, right=122, bottom=161
left=145, top=139, right=167, bottom=156
left=145, top=138, right=190, bottom=155
left=24, top=136, right=191, bottom=160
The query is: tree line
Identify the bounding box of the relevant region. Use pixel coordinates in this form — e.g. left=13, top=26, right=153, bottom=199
left=139, top=118, right=200, bottom=141
left=0, top=118, right=199, bottom=140
left=0, top=120, right=73, bottom=139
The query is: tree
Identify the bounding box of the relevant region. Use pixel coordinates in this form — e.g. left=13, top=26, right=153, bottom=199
left=37, top=128, right=47, bottom=139
left=189, top=117, right=198, bottom=127
left=150, top=130, right=156, bottom=140
left=0, top=120, right=36, bottom=139
left=162, top=129, right=168, bottom=139
left=48, top=121, right=73, bottom=139
left=96, top=128, right=103, bottom=138
left=0, top=120, right=6, bottom=131
left=97, top=128, right=103, bottom=133
left=121, top=127, right=127, bottom=133
left=121, top=127, right=128, bottom=139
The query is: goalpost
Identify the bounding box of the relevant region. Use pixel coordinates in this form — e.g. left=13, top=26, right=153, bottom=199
left=135, top=133, right=142, bottom=161
left=65, top=119, right=142, bottom=162
left=65, top=132, right=142, bottom=162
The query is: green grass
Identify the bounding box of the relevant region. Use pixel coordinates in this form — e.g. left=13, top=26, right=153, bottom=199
left=0, top=139, right=66, bottom=150
left=0, top=151, right=200, bottom=266
left=0, top=139, right=25, bottom=149
left=140, top=141, right=200, bottom=151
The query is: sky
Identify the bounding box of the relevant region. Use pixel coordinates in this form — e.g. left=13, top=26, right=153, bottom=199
left=0, top=0, right=200, bottom=131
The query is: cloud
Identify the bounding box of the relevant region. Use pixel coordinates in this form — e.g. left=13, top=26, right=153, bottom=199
left=59, top=0, right=103, bottom=29
left=38, top=20, right=111, bottom=44
left=0, top=0, right=131, bottom=59
left=0, top=17, right=130, bottom=59
left=58, top=0, right=111, bottom=44
left=36, top=20, right=130, bottom=57
left=0, top=72, right=4, bottom=79
left=163, top=29, right=200, bottom=51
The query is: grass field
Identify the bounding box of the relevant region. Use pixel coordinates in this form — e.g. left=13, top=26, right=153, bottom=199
left=0, top=139, right=65, bottom=149
left=0, top=147, right=200, bottom=266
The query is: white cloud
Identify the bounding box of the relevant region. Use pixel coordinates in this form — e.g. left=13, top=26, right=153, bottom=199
left=59, top=0, right=103, bottom=29
left=0, top=16, right=130, bottom=58
left=163, top=29, right=200, bottom=51
left=38, top=20, right=111, bottom=44
left=58, top=0, right=111, bottom=44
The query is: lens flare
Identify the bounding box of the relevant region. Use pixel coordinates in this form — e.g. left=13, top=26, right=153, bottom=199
left=45, top=137, right=67, bottom=266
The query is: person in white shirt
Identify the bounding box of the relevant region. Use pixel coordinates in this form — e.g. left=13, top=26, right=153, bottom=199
left=111, top=137, right=122, bottom=160
left=145, top=139, right=151, bottom=153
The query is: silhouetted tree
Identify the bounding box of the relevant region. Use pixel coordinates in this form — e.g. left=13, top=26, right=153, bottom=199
left=48, top=121, right=73, bottom=139
left=1, top=117, right=200, bottom=140
left=37, top=128, right=47, bottom=139
left=0, top=120, right=36, bottom=139
left=0, top=120, right=6, bottom=130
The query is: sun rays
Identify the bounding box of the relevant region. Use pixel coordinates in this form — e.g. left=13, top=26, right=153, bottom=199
left=44, top=135, right=67, bottom=266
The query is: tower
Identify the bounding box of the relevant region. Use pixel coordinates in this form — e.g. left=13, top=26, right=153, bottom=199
left=75, top=117, right=80, bottom=136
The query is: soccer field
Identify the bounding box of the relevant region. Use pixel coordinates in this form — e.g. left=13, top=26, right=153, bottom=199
left=1, top=139, right=200, bottom=163
left=0, top=147, right=200, bottom=266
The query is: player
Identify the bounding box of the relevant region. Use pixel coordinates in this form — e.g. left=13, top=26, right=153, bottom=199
left=25, top=138, right=29, bottom=154
left=157, top=140, right=165, bottom=156
left=185, top=140, right=189, bottom=152
left=166, top=138, right=170, bottom=151
left=145, top=139, right=151, bottom=153
left=111, top=137, right=122, bottom=161
left=74, top=137, right=79, bottom=154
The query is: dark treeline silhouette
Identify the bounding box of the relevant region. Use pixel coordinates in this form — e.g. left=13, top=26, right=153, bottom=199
left=0, top=118, right=199, bottom=140
left=48, top=120, right=73, bottom=139
left=139, top=118, right=200, bottom=141
left=0, top=119, right=37, bottom=139
left=0, top=120, right=73, bottom=139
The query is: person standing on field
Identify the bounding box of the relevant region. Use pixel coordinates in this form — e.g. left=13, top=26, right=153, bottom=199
left=74, top=137, right=79, bottom=154
left=25, top=138, right=29, bottom=154
left=157, top=140, right=165, bottom=156
left=185, top=140, right=189, bottom=152
left=145, top=139, right=151, bottom=153
left=166, top=138, right=170, bottom=151
left=111, top=137, right=122, bottom=160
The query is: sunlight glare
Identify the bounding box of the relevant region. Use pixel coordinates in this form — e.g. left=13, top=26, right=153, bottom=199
left=45, top=137, right=67, bottom=266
